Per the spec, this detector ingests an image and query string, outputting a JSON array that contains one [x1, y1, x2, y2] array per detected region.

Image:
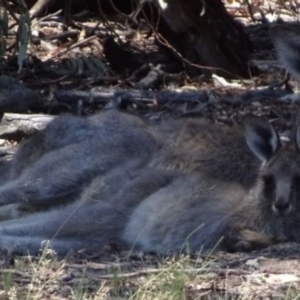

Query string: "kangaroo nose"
[[273, 199, 291, 216]]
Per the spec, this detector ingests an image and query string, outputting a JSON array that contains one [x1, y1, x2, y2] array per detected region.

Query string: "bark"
[[0, 113, 54, 141], [54, 86, 291, 108], [54, 88, 210, 105]]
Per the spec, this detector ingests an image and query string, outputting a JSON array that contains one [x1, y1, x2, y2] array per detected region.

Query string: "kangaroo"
[[0, 115, 297, 255], [150, 117, 260, 189], [270, 23, 300, 104], [124, 117, 300, 253], [270, 23, 300, 83], [0, 109, 261, 223], [0, 110, 160, 219]]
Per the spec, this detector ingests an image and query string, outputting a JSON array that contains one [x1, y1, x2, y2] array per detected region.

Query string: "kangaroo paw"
[[225, 229, 281, 252]]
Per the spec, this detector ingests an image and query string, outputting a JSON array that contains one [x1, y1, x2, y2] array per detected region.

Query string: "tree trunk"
[[153, 0, 253, 78]]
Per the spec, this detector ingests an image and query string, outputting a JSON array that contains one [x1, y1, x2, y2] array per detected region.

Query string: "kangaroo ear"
[[244, 118, 280, 162], [270, 24, 300, 80], [295, 125, 300, 153]]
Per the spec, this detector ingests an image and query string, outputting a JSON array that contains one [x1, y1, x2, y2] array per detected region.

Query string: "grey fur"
[[0, 110, 260, 214], [270, 24, 300, 81], [0, 108, 298, 255], [0, 111, 160, 210], [123, 118, 300, 254]]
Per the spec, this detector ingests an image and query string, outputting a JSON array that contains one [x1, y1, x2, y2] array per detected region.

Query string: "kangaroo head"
[[270, 24, 300, 80], [245, 117, 300, 217]]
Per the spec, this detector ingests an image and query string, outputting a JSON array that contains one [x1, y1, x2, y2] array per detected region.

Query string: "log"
[[54, 88, 210, 105], [54, 87, 292, 108], [0, 87, 292, 142], [0, 113, 54, 141]]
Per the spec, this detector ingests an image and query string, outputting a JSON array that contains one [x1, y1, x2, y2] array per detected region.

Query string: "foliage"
[[0, 0, 31, 72]]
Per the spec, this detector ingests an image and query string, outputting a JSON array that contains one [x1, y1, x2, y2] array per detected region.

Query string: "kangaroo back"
[[0, 110, 160, 216], [6, 109, 260, 214], [10, 110, 157, 178], [152, 118, 260, 188]]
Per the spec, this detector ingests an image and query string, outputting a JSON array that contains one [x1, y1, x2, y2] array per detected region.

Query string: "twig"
[[1, 0, 19, 23], [1, 269, 32, 279], [32, 9, 63, 28], [106, 0, 138, 25], [95, 267, 251, 279], [29, 0, 54, 18], [64, 35, 97, 53], [140, 2, 236, 78]]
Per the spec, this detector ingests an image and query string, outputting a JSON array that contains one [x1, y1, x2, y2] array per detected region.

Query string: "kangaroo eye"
[[262, 174, 276, 201], [293, 175, 300, 186], [262, 175, 275, 187]]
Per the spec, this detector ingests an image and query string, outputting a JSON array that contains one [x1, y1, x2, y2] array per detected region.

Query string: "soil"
[[2, 244, 300, 299]]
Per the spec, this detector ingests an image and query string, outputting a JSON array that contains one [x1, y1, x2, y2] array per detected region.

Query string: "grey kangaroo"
[[0, 109, 260, 222], [0, 108, 297, 254], [0, 111, 160, 218], [270, 23, 300, 83]]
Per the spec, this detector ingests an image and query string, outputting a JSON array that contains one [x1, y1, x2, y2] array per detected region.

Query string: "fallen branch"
[[0, 113, 54, 141], [92, 267, 251, 279], [54, 88, 210, 106], [221, 87, 293, 106], [54, 86, 294, 110], [30, 0, 54, 18]]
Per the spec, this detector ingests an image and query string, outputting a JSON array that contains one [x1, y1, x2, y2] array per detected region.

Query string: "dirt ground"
[[2, 243, 300, 299]]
